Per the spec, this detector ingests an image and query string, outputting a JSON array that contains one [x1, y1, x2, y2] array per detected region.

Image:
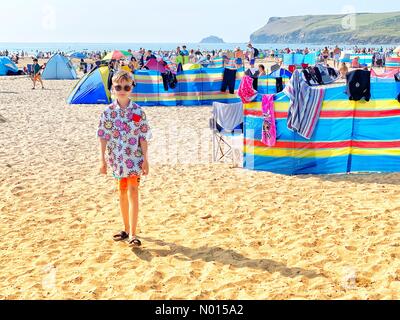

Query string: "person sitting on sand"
[[98, 70, 151, 247], [31, 58, 44, 90], [234, 47, 244, 69], [120, 61, 131, 73], [339, 62, 349, 79], [128, 57, 139, 72], [352, 56, 361, 69], [80, 58, 88, 74], [258, 64, 266, 77]]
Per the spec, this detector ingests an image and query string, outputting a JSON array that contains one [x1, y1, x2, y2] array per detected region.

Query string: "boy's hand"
[[142, 160, 149, 176], [99, 161, 107, 175]]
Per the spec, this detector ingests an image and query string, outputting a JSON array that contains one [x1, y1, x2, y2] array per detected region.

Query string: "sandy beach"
[[1, 62, 400, 300]]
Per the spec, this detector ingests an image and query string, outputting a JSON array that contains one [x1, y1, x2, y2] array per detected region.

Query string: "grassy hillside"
[[250, 12, 400, 44]]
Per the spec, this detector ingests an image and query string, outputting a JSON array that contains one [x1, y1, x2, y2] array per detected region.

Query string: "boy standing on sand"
[[98, 70, 150, 247], [31, 58, 44, 90]]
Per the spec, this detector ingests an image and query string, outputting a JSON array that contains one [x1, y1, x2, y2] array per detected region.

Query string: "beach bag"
[[254, 48, 260, 58]]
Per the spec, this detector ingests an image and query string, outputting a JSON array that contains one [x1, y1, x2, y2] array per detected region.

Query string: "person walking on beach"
[[247, 43, 256, 68], [333, 45, 341, 69], [98, 70, 151, 247], [31, 58, 44, 90], [322, 47, 330, 65]]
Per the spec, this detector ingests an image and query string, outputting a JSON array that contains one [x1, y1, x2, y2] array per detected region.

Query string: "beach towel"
[[370, 69, 399, 79], [283, 70, 325, 140], [261, 94, 276, 147], [238, 75, 258, 103], [212, 102, 243, 132]]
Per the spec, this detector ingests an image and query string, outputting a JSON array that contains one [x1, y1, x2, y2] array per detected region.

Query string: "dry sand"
[[0, 68, 400, 300]]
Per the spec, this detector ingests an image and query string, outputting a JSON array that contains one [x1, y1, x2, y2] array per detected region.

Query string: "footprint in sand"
[[94, 252, 113, 264], [70, 275, 84, 285], [134, 284, 152, 293], [10, 185, 24, 196], [116, 267, 129, 277], [164, 275, 190, 286]]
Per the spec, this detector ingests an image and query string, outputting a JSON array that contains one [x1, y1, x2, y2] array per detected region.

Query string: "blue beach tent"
[[0, 57, 19, 76], [70, 52, 88, 59], [67, 66, 111, 104], [42, 54, 77, 80]]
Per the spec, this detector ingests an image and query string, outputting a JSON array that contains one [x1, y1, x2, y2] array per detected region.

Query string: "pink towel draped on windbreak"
[[261, 94, 276, 147], [238, 75, 258, 103]]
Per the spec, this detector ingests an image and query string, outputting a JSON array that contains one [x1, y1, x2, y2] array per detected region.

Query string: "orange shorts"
[[33, 74, 41, 81], [116, 176, 140, 191]]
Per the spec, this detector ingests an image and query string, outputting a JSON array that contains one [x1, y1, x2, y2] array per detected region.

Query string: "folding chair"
[[270, 63, 280, 73], [27, 64, 33, 74], [210, 102, 244, 166]]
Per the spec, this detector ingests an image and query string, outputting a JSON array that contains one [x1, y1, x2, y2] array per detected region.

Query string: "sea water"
[[0, 42, 396, 54]]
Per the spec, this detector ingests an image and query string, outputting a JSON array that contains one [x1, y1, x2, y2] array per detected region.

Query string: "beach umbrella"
[[119, 50, 133, 57], [143, 58, 167, 73], [103, 50, 131, 61], [70, 52, 87, 59], [182, 63, 202, 71]]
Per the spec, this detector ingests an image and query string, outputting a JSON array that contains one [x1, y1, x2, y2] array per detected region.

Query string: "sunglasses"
[[114, 85, 132, 92]]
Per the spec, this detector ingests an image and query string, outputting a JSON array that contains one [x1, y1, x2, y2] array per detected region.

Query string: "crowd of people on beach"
[[2, 44, 398, 72], [1, 43, 399, 92]]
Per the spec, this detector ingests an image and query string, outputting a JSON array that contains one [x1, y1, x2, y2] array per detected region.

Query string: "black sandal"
[[129, 237, 142, 247], [113, 231, 129, 242]]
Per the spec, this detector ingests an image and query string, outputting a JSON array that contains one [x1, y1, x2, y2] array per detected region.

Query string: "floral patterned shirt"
[[97, 101, 150, 179]]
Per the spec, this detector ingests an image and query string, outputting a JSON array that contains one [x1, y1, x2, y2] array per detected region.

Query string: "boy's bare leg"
[[38, 77, 44, 89], [119, 189, 130, 234], [128, 186, 139, 238]]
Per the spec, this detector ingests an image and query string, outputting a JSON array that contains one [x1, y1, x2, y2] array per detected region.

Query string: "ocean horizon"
[[0, 42, 397, 54]]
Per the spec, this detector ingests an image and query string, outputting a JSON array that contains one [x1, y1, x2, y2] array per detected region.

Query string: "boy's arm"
[[99, 138, 107, 175], [138, 108, 150, 175], [139, 138, 149, 176]]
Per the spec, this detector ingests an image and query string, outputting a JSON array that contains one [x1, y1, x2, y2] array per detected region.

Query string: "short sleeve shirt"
[[33, 64, 41, 75], [97, 101, 151, 179], [249, 48, 255, 59]]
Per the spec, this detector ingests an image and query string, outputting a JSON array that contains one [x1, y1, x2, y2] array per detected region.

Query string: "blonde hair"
[[112, 70, 133, 85]]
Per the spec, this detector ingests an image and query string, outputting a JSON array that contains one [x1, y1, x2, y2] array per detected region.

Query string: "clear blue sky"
[[0, 0, 399, 43]]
